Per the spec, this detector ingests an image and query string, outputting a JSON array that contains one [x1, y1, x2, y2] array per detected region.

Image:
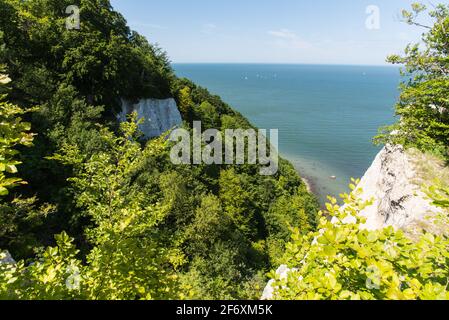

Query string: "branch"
[[402, 19, 432, 29]]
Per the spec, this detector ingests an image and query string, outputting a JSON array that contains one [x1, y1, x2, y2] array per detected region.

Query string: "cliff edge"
[[356, 144, 443, 235], [262, 144, 448, 299]]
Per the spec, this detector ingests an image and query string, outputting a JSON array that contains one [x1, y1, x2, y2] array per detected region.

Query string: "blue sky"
[[110, 0, 430, 65]]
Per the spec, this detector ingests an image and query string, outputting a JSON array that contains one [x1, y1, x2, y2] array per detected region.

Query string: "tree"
[[264, 189, 316, 265], [51, 114, 182, 299], [0, 69, 33, 196], [269, 182, 449, 300], [219, 168, 255, 237], [184, 194, 228, 255], [0, 0, 321, 301], [0, 72, 57, 258], [177, 86, 194, 119], [1, 115, 183, 300], [0, 232, 83, 300], [0, 77, 34, 195], [196, 101, 220, 129], [376, 3, 449, 156]]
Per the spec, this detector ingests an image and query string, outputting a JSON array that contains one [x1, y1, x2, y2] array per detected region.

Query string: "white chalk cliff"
[[118, 98, 182, 139], [355, 144, 441, 231], [262, 144, 444, 300]]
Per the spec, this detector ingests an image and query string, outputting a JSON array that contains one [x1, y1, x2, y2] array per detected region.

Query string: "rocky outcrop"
[[262, 144, 444, 300], [356, 144, 441, 231], [0, 251, 15, 265], [118, 98, 182, 139]]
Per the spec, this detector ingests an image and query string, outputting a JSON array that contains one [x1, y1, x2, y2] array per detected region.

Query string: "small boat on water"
[[330, 176, 337, 180]]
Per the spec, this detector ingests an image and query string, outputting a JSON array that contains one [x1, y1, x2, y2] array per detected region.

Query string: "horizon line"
[[171, 62, 399, 68]]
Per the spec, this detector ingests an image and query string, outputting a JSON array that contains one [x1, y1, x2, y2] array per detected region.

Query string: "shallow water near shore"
[[174, 63, 400, 204]]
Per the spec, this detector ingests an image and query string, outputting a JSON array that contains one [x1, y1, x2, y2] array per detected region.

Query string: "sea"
[[173, 63, 401, 204]]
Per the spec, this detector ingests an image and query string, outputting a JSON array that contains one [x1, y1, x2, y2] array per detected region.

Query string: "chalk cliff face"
[[262, 144, 444, 300], [356, 144, 441, 232], [118, 98, 182, 139]]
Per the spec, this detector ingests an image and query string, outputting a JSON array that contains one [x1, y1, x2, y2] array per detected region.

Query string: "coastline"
[[300, 172, 330, 208], [174, 64, 395, 206], [301, 175, 316, 195]]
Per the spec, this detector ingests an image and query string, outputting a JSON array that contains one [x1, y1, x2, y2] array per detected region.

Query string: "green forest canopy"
[[0, 0, 318, 300], [1, 0, 448, 301]]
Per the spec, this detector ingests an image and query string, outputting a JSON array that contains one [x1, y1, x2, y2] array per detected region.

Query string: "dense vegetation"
[[2, 0, 447, 301], [269, 3, 449, 300], [376, 3, 449, 157], [269, 182, 449, 300], [0, 0, 318, 299]]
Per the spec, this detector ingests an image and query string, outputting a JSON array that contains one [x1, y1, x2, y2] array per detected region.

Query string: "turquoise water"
[[173, 64, 400, 203]]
